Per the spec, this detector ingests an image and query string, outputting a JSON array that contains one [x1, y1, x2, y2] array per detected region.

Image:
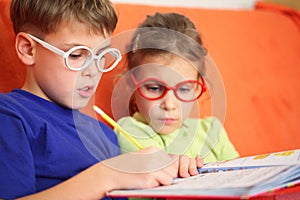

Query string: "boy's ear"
[[15, 32, 36, 65]]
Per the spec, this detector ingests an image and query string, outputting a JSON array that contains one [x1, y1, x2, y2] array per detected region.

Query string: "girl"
[[114, 12, 239, 163]]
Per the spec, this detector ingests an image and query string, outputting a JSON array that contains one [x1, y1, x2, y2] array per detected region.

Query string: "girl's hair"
[[10, 0, 118, 36], [126, 12, 207, 75]]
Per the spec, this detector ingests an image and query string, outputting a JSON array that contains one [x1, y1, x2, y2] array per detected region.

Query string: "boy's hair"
[[126, 12, 207, 73], [10, 0, 118, 36]]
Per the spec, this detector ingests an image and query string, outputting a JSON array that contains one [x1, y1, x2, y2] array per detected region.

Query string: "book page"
[[203, 149, 300, 170], [169, 166, 289, 189], [108, 165, 300, 198], [109, 149, 300, 198]]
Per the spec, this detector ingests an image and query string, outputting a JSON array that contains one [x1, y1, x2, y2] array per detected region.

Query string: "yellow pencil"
[[93, 105, 143, 150]]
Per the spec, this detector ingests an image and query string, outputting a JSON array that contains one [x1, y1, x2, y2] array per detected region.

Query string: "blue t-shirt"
[[0, 89, 123, 199]]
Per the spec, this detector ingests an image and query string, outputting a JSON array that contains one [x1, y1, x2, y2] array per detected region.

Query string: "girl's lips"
[[160, 118, 177, 125], [77, 85, 94, 98]]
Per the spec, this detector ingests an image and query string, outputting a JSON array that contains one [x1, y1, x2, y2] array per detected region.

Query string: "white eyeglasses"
[[27, 33, 122, 72]]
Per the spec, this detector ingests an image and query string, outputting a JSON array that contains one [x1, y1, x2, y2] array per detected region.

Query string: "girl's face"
[[133, 54, 200, 134]]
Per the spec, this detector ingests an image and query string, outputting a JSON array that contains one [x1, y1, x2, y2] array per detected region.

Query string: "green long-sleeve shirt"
[[116, 113, 239, 163]]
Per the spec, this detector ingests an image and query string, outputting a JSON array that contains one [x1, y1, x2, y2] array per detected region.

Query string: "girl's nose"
[[160, 90, 178, 111]]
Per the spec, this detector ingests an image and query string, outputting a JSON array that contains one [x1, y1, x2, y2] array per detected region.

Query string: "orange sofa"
[[1, 0, 300, 157]]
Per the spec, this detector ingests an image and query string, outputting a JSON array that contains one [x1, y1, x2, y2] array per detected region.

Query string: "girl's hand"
[[176, 155, 204, 178]]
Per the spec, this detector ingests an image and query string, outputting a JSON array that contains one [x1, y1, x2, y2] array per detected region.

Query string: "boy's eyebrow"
[[96, 44, 111, 51], [62, 37, 111, 49], [63, 42, 111, 51], [95, 40, 112, 50]]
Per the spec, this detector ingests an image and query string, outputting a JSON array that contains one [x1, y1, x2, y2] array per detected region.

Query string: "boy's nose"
[[160, 90, 177, 110], [82, 61, 99, 77]]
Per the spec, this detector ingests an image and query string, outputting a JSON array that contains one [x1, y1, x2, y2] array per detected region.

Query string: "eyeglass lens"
[[139, 81, 202, 101], [67, 48, 92, 69], [67, 48, 120, 71], [97, 49, 120, 72]]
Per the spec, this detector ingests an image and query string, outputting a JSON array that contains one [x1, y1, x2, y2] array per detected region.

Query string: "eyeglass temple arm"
[[27, 33, 66, 57], [200, 76, 207, 92]]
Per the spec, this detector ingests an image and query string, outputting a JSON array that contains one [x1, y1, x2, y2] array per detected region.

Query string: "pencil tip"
[[93, 105, 103, 114]]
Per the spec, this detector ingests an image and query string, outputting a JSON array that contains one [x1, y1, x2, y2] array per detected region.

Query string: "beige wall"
[[112, 0, 300, 11], [262, 0, 300, 11]]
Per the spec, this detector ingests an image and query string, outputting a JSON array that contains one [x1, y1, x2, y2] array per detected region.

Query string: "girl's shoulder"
[[184, 116, 223, 129]]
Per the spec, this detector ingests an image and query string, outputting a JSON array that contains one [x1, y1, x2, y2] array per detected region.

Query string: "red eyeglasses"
[[131, 73, 206, 102]]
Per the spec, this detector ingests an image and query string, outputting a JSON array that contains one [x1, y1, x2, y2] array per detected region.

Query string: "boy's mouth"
[[77, 85, 94, 98]]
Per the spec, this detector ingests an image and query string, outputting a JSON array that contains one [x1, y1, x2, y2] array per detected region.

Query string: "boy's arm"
[[16, 147, 185, 200], [0, 113, 36, 197]]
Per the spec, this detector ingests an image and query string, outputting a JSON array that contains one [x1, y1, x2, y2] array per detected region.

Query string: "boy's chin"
[[72, 102, 89, 110], [63, 99, 90, 110]]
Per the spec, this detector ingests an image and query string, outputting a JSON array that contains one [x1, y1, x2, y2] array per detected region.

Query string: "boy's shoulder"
[[0, 89, 25, 110], [0, 89, 18, 100], [0, 89, 50, 112]]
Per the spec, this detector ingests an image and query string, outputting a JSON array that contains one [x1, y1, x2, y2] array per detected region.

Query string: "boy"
[[0, 0, 202, 199]]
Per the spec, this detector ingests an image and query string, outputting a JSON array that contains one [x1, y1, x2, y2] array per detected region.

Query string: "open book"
[[108, 149, 300, 199]]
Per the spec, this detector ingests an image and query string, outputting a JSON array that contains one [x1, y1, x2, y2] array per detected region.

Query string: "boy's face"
[[133, 55, 200, 134], [25, 21, 111, 109]]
